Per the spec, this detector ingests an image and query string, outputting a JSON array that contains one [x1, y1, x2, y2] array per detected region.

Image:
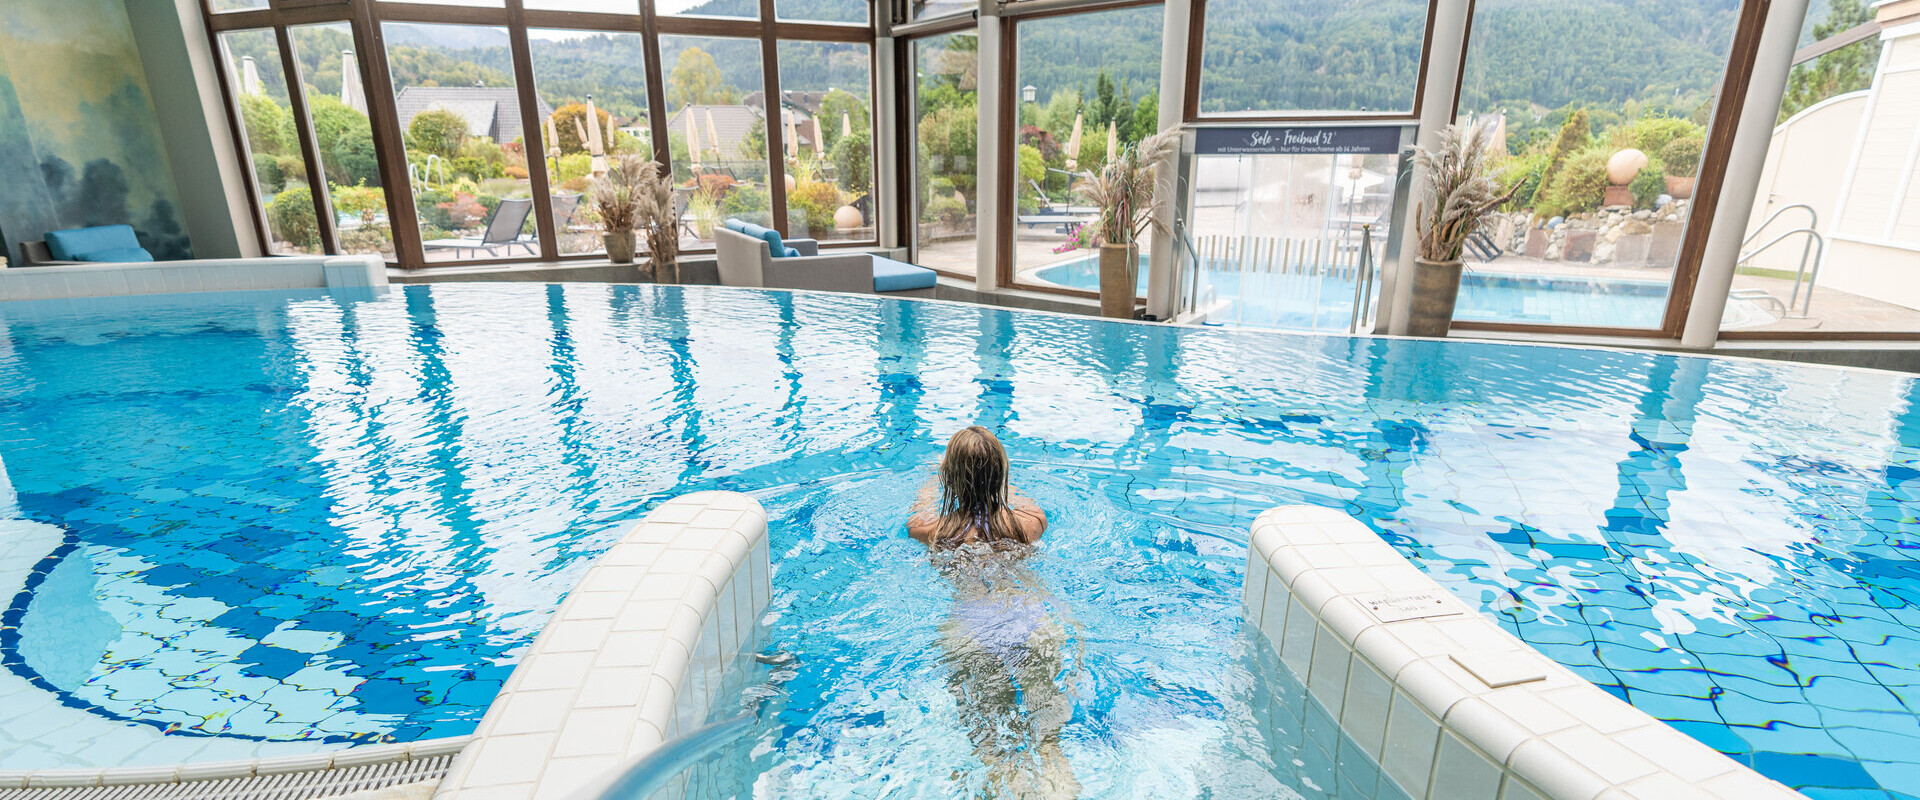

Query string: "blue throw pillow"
[[731, 220, 789, 258], [783, 247, 800, 258], [72, 247, 154, 263], [46, 225, 142, 260]]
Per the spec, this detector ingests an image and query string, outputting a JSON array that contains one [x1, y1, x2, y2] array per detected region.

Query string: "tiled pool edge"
[[0, 256, 387, 302], [432, 491, 770, 800], [1245, 505, 1805, 800]]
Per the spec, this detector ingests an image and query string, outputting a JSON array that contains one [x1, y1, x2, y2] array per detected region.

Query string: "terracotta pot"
[[1664, 175, 1696, 200], [1407, 257, 1463, 337], [1098, 243, 1137, 319], [604, 230, 637, 264]]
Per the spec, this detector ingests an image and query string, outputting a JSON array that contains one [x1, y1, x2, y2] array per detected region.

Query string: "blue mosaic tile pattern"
[[0, 285, 1915, 798]]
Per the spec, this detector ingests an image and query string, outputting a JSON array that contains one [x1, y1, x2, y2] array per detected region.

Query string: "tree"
[[546, 103, 616, 155], [670, 48, 736, 108], [238, 94, 291, 156], [830, 127, 872, 197], [1533, 109, 1591, 211], [332, 126, 381, 187], [408, 109, 469, 158], [817, 89, 870, 149], [1779, 0, 1880, 121]]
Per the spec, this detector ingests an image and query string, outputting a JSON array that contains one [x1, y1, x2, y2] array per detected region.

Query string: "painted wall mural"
[[0, 0, 192, 261]]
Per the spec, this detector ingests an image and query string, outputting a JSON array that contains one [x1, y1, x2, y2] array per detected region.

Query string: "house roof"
[[394, 86, 554, 144], [665, 104, 768, 162]]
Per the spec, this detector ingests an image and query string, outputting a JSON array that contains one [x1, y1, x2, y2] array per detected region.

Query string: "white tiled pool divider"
[[1245, 506, 1805, 800], [433, 491, 771, 800], [0, 256, 387, 302]]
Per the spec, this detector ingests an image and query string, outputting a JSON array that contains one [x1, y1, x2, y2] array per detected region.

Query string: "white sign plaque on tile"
[[1356, 590, 1463, 623]]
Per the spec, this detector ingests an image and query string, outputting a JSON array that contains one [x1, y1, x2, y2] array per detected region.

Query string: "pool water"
[[1030, 258, 1671, 330], [1, 284, 1918, 799]]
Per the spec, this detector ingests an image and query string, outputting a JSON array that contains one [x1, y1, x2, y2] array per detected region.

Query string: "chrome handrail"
[[1738, 227, 1826, 317], [1742, 203, 1816, 249], [1348, 224, 1374, 335]]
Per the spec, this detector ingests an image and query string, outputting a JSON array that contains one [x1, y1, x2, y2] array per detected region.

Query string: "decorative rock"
[[1607, 148, 1648, 184], [1649, 221, 1685, 265], [833, 205, 864, 231], [1547, 216, 1565, 230], [1655, 194, 1674, 208], [1633, 210, 1654, 221], [1523, 228, 1549, 259], [1563, 230, 1597, 262], [1615, 233, 1651, 267]]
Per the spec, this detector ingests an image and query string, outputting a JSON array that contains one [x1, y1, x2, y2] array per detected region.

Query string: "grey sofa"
[[714, 219, 937, 298]]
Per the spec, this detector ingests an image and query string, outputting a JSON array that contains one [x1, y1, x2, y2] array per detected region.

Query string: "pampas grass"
[[592, 154, 678, 278], [1411, 118, 1519, 263], [1074, 127, 1182, 247]]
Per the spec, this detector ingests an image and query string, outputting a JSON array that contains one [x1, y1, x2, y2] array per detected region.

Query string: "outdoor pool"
[[1030, 257, 1674, 330], [0, 283, 1916, 798]]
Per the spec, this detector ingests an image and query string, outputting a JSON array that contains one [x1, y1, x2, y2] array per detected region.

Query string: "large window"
[[912, 32, 978, 275], [529, 29, 655, 257], [203, 0, 876, 268], [218, 30, 320, 255], [1197, 0, 1427, 117], [291, 24, 393, 259], [661, 35, 769, 248], [1726, 0, 1920, 337], [777, 40, 873, 243], [383, 23, 542, 263], [1453, 0, 1739, 330], [1012, 5, 1164, 294]]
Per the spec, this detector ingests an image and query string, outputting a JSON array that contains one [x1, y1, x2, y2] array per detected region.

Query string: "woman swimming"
[[910, 427, 1080, 799]]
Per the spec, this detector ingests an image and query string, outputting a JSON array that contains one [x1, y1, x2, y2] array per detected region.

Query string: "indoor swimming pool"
[[0, 283, 1916, 798]]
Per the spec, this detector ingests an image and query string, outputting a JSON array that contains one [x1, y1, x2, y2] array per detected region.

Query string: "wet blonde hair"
[[930, 426, 1021, 547]]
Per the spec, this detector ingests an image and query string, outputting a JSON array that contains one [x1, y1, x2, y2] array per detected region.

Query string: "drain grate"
[[0, 755, 453, 800]]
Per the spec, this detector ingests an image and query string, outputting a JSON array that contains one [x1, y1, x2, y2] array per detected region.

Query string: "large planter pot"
[[1098, 243, 1137, 319], [1664, 175, 1696, 200], [604, 230, 637, 264], [1407, 257, 1464, 337]]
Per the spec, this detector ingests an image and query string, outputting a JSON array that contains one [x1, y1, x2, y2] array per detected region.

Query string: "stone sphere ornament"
[[1607, 149, 1649, 185], [834, 205, 864, 231]]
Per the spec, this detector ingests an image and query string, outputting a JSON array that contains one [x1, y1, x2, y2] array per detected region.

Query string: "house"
[[394, 85, 554, 144]]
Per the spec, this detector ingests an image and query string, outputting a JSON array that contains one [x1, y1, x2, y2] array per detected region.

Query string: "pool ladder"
[[1735, 203, 1824, 318]]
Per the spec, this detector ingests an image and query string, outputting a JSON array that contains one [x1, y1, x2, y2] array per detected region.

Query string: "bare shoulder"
[[907, 510, 936, 543], [1011, 496, 1048, 543]]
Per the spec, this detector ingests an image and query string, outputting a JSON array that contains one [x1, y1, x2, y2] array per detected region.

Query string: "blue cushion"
[[728, 220, 788, 259], [783, 247, 800, 258], [72, 247, 154, 263], [871, 256, 937, 292], [46, 225, 142, 260]]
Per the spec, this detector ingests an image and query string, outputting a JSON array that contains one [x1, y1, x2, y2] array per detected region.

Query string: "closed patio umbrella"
[[585, 95, 607, 176], [811, 115, 825, 158], [704, 109, 722, 162], [341, 52, 367, 114], [1065, 114, 1083, 171], [686, 113, 702, 167], [240, 56, 262, 97], [842, 112, 851, 140]]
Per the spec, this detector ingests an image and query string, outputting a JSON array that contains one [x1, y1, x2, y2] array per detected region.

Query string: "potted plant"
[[1407, 118, 1519, 337], [590, 154, 642, 264], [1660, 135, 1703, 200], [592, 155, 679, 282], [1073, 127, 1182, 319]]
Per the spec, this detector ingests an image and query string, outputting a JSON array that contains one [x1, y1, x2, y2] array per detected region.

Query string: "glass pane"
[[291, 24, 394, 260], [1012, 5, 1162, 293], [656, 0, 755, 20], [912, 32, 976, 275], [379, 0, 504, 8], [383, 23, 543, 262], [525, 0, 636, 11], [210, 0, 267, 13], [777, 41, 872, 243], [911, 0, 971, 22], [530, 29, 655, 257], [776, 0, 866, 24], [660, 35, 768, 248], [219, 30, 321, 255], [1198, 0, 1425, 116], [1729, 1, 1920, 335], [1454, 0, 1739, 329]]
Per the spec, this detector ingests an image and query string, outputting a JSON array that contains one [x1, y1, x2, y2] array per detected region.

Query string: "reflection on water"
[[0, 285, 1915, 798]]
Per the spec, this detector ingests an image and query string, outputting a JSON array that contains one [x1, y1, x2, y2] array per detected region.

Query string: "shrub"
[[1536, 148, 1608, 217], [238, 94, 290, 156], [555, 153, 592, 184], [331, 182, 386, 223], [1629, 157, 1666, 209], [331, 126, 381, 187], [408, 109, 469, 158], [924, 194, 967, 226], [546, 104, 615, 155], [721, 184, 770, 219], [505, 165, 530, 180], [829, 127, 873, 198], [1660, 135, 1705, 178], [788, 180, 845, 237], [252, 154, 285, 193], [267, 187, 320, 250], [1493, 151, 1547, 212], [1628, 116, 1703, 158], [1534, 110, 1591, 212], [277, 155, 307, 184]]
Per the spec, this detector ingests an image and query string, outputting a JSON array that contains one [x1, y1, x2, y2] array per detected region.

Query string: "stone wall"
[[1491, 201, 1690, 269]]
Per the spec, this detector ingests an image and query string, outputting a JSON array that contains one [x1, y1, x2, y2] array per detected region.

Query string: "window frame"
[[200, 0, 880, 269]]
